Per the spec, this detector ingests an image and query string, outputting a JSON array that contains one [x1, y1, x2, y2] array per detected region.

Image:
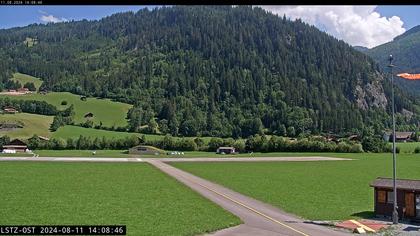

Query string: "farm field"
[[0, 162, 240, 235], [0, 91, 132, 128], [0, 113, 53, 139], [172, 153, 420, 221], [11, 73, 43, 91]]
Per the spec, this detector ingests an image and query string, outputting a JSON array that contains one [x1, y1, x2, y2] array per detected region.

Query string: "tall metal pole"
[[388, 54, 398, 224]]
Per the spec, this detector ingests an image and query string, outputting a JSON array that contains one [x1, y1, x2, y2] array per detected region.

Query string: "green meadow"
[[396, 142, 420, 153], [11, 73, 43, 91], [52, 125, 141, 140], [52, 125, 214, 143], [0, 162, 240, 235], [1, 91, 132, 128], [173, 153, 420, 221], [0, 113, 53, 139]]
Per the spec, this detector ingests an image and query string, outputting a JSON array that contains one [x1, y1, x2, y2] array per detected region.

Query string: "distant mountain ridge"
[[365, 25, 420, 96], [353, 46, 369, 52], [0, 6, 418, 137]]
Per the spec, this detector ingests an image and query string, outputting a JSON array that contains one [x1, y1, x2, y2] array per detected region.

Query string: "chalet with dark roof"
[[389, 132, 414, 142], [1, 139, 28, 153]]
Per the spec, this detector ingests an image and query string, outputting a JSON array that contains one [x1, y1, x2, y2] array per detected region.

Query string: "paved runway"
[[146, 159, 351, 236]]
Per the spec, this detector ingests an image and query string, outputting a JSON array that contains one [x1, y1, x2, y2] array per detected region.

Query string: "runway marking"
[[349, 220, 375, 232], [170, 164, 310, 236]]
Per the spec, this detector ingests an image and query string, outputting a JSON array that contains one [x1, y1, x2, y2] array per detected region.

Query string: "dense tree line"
[[1, 133, 398, 154], [0, 6, 419, 138], [49, 105, 75, 131], [0, 97, 58, 115], [26, 134, 139, 150]]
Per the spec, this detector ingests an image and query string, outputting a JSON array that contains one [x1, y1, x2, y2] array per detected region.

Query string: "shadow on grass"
[[351, 211, 375, 219]]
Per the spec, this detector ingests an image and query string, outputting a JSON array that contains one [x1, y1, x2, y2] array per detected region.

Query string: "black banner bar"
[[0, 226, 126, 235]]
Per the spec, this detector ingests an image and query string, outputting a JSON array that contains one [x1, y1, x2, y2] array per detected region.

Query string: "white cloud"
[[39, 11, 68, 23], [259, 6, 406, 48]]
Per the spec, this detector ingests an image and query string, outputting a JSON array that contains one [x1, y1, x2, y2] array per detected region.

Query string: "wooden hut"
[[370, 177, 420, 221], [84, 112, 94, 119]]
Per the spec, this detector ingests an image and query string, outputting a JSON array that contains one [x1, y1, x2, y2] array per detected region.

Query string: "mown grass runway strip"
[[0, 162, 240, 235]]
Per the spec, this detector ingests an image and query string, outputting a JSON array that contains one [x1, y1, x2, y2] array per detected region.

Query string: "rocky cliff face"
[[354, 72, 388, 110]]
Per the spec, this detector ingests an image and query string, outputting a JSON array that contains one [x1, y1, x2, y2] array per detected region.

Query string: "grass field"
[[1, 91, 132, 128], [172, 153, 420, 221], [52, 125, 214, 143], [11, 73, 43, 91], [34, 150, 130, 157], [0, 162, 240, 235], [0, 113, 53, 139], [52, 125, 141, 140], [395, 142, 420, 153], [52, 125, 168, 141]]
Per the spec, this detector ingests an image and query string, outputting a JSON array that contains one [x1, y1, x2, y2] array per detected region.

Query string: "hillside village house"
[[370, 177, 420, 221], [2, 139, 29, 153], [84, 112, 94, 119], [2, 106, 18, 114], [17, 87, 29, 93], [384, 131, 414, 142]]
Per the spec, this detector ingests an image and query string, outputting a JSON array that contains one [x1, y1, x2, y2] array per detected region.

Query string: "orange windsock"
[[397, 73, 420, 80]]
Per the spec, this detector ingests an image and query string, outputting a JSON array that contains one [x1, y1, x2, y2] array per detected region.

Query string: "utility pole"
[[388, 54, 398, 224]]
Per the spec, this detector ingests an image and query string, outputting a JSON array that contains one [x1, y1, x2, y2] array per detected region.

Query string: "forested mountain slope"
[[367, 25, 420, 96], [0, 6, 418, 137]]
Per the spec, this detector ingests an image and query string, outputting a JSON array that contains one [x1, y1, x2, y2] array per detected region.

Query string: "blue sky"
[[0, 6, 419, 48], [376, 6, 420, 30]]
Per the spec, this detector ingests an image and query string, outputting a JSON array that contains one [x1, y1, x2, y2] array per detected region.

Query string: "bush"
[[362, 136, 387, 153], [0, 135, 11, 147], [414, 146, 420, 153], [50, 138, 67, 150], [233, 139, 246, 153], [384, 144, 400, 153], [82, 119, 94, 128], [350, 143, 364, 153], [23, 82, 36, 91], [61, 100, 68, 105], [178, 138, 198, 151], [208, 137, 224, 151]]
